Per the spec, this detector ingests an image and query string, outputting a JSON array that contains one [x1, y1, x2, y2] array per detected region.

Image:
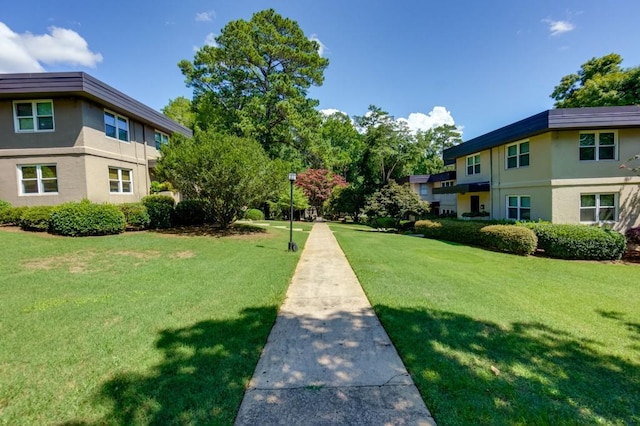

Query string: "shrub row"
[[50, 200, 126, 236], [519, 222, 626, 260], [415, 219, 537, 256]]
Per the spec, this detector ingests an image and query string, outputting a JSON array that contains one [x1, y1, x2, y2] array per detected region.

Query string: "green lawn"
[[330, 223, 640, 425], [0, 222, 310, 425]]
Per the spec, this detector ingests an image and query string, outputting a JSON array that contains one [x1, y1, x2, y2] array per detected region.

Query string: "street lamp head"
[[288, 172, 297, 182]]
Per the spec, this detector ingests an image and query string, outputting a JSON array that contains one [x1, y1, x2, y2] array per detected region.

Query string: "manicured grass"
[[330, 223, 640, 425], [0, 222, 311, 425]]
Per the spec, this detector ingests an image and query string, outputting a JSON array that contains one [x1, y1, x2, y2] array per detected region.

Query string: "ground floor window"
[[507, 196, 530, 220], [109, 167, 133, 193], [18, 164, 58, 195], [580, 193, 617, 222]]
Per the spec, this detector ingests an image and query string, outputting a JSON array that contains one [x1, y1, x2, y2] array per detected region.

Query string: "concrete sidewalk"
[[235, 223, 436, 425]]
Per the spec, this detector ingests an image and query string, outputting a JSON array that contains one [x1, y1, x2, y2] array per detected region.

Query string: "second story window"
[[579, 131, 616, 161], [506, 141, 529, 169], [441, 180, 455, 188], [154, 131, 169, 149], [14, 100, 54, 132], [104, 110, 129, 142], [466, 154, 480, 175], [419, 183, 428, 196]]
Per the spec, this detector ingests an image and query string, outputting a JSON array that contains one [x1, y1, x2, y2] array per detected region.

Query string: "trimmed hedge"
[[520, 222, 626, 260], [0, 206, 28, 225], [50, 200, 126, 236], [118, 203, 151, 230], [0, 200, 10, 210], [19, 206, 55, 232], [370, 216, 396, 229], [142, 195, 175, 229], [480, 225, 537, 256], [244, 208, 265, 221], [174, 199, 209, 225]]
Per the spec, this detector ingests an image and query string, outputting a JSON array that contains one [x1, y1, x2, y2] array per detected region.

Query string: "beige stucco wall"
[[455, 149, 491, 185], [408, 181, 457, 214], [456, 192, 491, 217]]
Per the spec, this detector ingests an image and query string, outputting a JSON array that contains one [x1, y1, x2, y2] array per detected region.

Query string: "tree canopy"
[[178, 9, 329, 160], [162, 96, 196, 130], [550, 53, 640, 108]]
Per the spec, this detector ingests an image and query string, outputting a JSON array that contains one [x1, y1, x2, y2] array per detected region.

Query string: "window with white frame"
[[506, 141, 530, 169], [154, 131, 169, 149], [109, 167, 133, 193], [419, 183, 428, 196], [18, 164, 58, 195], [13, 100, 54, 132], [104, 110, 129, 142], [466, 154, 480, 175], [580, 193, 617, 222], [507, 196, 530, 220], [579, 131, 616, 161], [441, 180, 455, 188]]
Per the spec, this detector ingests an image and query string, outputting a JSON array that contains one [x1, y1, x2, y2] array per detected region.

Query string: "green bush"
[[142, 195, 175, 229], [0, 200, 11, 210], [19, 206, 55, 232], [521, 222, 626, 260], [243, 208, 265, 221], [50, 200, 126, 237], [370, 217, 396, 229], [174, 199, 209, 225], [480, 225, 538, 256], [0, 206, 28, 225], [118, 203, 151, 230], [415, 219, 444, 238], [417, 219, 488, 246]]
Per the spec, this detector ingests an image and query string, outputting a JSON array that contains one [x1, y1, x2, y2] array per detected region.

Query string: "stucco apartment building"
[[400, 171, 457, 216], [436, 106, 640, 232], [0, 72, 192, 207]]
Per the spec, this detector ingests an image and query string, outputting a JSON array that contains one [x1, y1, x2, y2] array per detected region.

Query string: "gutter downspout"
[[490, 147, 494, 219], [143, 125, 149, 198]]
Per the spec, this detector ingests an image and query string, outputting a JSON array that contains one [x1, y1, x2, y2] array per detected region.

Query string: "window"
[[104, 111, 129, 142], [13, 100, 54, 132], [109, 167, 132, 193], [419, 183, 428, 196], [18, 164, 58, 195], [580, 193, 617, 222], [466, 154, 480, 175], [579, 131, 616, 161], [507, 196, 530, 221], [441, 180, 455, 188], [506, 141, 530, 169], [154, 131, 169, 150]]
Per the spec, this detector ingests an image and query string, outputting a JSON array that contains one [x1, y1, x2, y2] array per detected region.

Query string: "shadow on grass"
[[375, 305, 640, 425], [152, 223, 268, 238], [67, 306, 277, 425]]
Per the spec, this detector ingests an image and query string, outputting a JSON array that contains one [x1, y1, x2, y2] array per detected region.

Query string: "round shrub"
[[0, 206, 28, 225], [174, 199, 209, 225], [521, 222, 626, 260], [415, 219, 444, 239], [118, 203, 151, 230], [370, 216, 396, 229], [19, 206, 55, 232], [50, 200, 126, 236], [0, 200, 11, 210], [244, 208, 265, 221], [480, 225, 537, 256], [142, 195, 175, 229]]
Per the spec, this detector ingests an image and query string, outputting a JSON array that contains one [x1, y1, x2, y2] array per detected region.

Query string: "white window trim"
[[104, 110, 130, 142], [579, 130, 618, 161], [13, 100, 55, 133], [109, 167, 133, 194], [154, 130, 170, 150], [506, 140, 530, 169], [506, 195, 531, 221], [17, 164, 58, 196], [466, 154, 481, 176], [579, 193, 618, 223]]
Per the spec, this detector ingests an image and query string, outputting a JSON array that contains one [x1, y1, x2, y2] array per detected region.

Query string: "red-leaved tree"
[[295, 169, 347, 215]]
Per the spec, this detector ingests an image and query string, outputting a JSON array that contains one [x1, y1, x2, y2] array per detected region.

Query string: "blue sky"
[[2, 1, 640, 139]]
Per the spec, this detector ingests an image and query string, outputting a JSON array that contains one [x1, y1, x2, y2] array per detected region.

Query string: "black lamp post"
[[288, 172, 297, 251]]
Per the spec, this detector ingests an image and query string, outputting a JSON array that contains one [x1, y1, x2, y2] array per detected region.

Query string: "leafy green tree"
[[551, 53, 640, 108], [312, 111, 364, 178], [324, 184, 364, 222], [156, 130, 279, 228], [411, 124, 462, 175], [363, 180, 430, 227], [267, 186, 310, 219], [178, 9, 329, 159], [162, 96, 196, 130]]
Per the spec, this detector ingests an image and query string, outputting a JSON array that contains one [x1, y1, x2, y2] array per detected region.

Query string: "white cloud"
[[195, 11, 215, 22], [397, 106, 457, 134], [204, 33, 217, 47], [320, 108, 347, 117], [0, 22, 102, 73], [309, 34, 327, 56], [542, 19, 575, 36]]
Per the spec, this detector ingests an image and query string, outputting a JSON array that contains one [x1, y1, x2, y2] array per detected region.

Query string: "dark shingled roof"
[[443, 105, 640, 165], [0, 72, 192, 138]]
